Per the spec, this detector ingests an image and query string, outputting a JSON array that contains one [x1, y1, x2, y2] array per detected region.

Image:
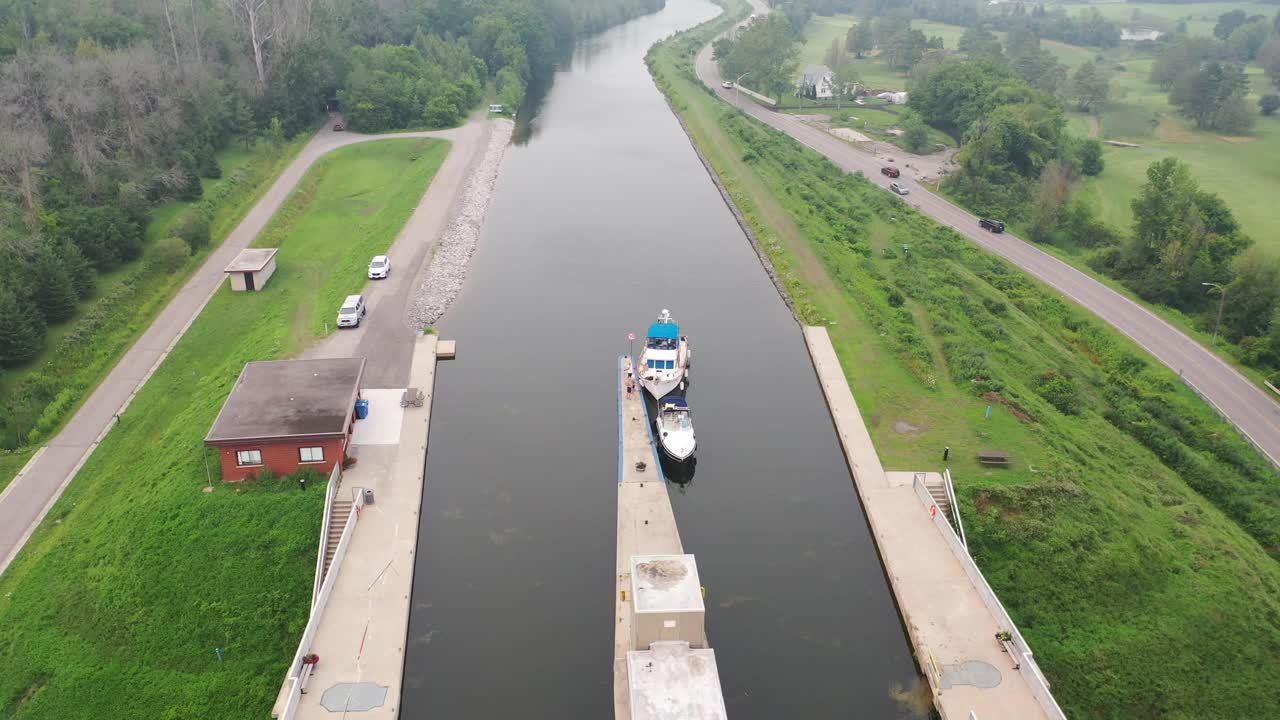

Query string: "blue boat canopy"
[[661, 397, 689, 410], [647, 323, 679, 340]]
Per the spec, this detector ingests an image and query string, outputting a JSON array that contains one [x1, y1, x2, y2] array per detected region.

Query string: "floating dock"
[[803, 326, 1063, 720], [614, 356, 727, 720]]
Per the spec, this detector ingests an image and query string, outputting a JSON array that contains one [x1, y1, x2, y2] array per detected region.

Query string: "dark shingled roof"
[[205, 358, 365, 445]]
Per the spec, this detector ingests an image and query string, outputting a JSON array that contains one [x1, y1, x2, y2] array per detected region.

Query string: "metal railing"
[[943, 468, 966, 550], [310, 463, 343, 608]]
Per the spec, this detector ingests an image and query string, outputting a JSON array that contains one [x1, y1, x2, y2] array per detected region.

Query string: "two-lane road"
[[693, 4, 1280, 468]]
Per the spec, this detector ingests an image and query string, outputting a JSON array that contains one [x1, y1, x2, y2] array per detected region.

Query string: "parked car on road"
[[368, 255, 391, 279], [722, 80, 733, 89], [336, 294, 366, 328], [880, 166, 900, 178], [890, 182, 909, 196], [979, 218, 1005, 233], [333, 122, 345, 131]]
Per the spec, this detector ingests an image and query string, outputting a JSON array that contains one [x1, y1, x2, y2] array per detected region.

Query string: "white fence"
[[911, 474, 1067, 720], [275, 484, 366, 719]]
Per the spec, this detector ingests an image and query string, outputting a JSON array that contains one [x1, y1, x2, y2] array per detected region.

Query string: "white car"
[[368, 255, 390, 279], [890, 182, 910, 196], [722, 81, 732, 89], [336, 294, 366, 328]]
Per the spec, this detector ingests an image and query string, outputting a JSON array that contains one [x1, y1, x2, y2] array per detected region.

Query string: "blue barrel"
[[354, 398, 369, 419]]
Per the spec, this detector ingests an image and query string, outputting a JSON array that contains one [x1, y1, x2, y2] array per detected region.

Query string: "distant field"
[[1075, 52, 1280, 250], [1047, 1, 1276, 38]]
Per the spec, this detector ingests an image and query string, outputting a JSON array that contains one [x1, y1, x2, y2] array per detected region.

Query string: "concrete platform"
[[615, 356, 685, 719], [350, 389, 406, 446], [292, 335, 439, 719], [803, 327, 1055, 720]]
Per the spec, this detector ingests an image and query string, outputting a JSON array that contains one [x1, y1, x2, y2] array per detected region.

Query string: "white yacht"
[[637, 309, 690, 400], [656, 396, 696, 462]]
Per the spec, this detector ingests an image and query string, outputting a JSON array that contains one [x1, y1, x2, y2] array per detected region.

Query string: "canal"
[[401, 0, 921, 717]]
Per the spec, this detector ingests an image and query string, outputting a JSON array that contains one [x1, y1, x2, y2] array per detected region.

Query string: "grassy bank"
[[651, 6, 1280, 717], [0, 135, 310, 495], [0, 138, 449, 718]]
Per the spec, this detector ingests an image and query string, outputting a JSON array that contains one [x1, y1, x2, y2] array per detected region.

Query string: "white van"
[[336, 294, 366, 328]]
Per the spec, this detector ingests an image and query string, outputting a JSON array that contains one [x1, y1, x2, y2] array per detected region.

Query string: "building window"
[[299, 446, 325, 463], [236, 449, 262, 466]]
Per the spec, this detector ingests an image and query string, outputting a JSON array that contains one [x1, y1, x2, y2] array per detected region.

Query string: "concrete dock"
[[275, 335, 439, 719], [614, 356, 726, 720], [803, 326, 1060, 720]]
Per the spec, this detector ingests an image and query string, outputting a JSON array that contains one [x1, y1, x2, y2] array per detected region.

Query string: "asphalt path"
[[0, 117, 492, 576], [694, 1, 1280, 469]]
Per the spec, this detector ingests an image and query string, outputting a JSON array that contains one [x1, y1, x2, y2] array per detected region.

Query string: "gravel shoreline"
[[408, 118, 515, 327]]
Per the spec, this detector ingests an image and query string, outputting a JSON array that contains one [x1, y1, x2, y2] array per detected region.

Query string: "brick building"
[[205, 357, 365, 481]]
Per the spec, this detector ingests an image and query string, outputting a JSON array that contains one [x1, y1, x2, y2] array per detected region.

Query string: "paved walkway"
[[0, 118, 490, 577], [614, 356, 686, 719], [695, 0, 1280, 468], [292, 335, 438, 719], [804, 326, 1051, 720]]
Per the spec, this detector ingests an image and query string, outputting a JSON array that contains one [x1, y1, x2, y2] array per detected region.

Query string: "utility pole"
[[1202, 282, 1227, 345]]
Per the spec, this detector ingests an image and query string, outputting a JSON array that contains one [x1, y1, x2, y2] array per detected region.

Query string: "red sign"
[[627, 332, 636, 341]]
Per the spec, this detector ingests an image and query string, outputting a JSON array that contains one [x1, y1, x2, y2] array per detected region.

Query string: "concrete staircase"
[[322, 499, 353, 582], [924, 476, 951, 520]]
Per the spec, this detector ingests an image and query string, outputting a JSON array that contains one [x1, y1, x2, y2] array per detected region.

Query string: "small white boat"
[[656, 396, 696, 462], [638, 309, 690, 400]]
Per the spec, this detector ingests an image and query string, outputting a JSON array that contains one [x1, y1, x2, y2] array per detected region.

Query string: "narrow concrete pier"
[[274, 335, 441, 719], [614, 356, 727, 720], [803, 326, 1062, 720]]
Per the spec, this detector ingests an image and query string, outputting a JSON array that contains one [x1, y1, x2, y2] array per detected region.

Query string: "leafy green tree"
[[153, 237, 190, 274], [873, 11, 911, 48], [1221, 250, 1280, 341], [1261, 36, 1280, 89], [1260, 94, 1280, 116], [823, 38, 847, 73], [884, 28, 928, 72], [51, 205, 142, 270], [1077, 139, 1104, 176], [1214, 10, 1250, 40], [1123, 158, 1251, 310], [1170, 61, 1250, 129], [715, 13, 798, 101], [58, 241, 95, 300], [899, 110, 931, 153], [1212, 92, 1254, 134], [424, 94, 460, 127], [909, 59, 1044, 136], [1150, 36, 1219, 90], [1006, 18, 1041, 59], [0, 289, 46, 368], [1226, 20, 1270, 61], [1070, 61, 1110, 114], [846, 19, 873, 58], [958, 24, 1002, 60], [177, 209, 211, 251]]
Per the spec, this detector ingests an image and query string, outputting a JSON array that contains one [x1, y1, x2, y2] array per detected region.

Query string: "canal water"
[[401, 0, 921, 717]]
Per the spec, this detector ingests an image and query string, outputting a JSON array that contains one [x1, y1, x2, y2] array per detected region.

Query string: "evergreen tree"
[[0, 290, 46, 368], [31, 246, 79, 323]]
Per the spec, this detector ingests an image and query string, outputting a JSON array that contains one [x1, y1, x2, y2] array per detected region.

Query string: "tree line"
[[0, 0, 665, 449]]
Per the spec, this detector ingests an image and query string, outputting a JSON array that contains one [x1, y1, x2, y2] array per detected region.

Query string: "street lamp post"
[[734, 72, 750, 109], [1202, 282, 1227, 345]]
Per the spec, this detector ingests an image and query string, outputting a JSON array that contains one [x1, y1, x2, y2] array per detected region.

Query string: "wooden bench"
[[401, 387, 424, 408], [977, 451, 1012, 466]]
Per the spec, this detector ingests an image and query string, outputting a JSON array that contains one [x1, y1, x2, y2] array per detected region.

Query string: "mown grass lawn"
[[0, 136, 310, 493], [0, 138, 449, 718], [652, 8, 1280, 716]]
